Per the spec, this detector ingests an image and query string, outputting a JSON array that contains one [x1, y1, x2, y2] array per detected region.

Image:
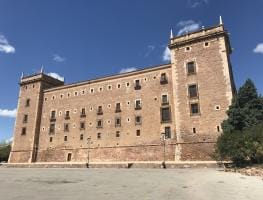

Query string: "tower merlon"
[[20, 73, 64, 87]]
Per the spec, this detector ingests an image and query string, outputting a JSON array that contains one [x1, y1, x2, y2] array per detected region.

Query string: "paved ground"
[[0, 168, 262, 200]]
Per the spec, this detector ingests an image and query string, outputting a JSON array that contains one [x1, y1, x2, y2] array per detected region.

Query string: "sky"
[[0, 0, 263, 142]]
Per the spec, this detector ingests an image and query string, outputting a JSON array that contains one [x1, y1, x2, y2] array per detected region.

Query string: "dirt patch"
[[224, 165, 263, 177]]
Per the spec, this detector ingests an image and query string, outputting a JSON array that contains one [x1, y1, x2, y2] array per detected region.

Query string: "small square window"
[[64, 136, 68, 142], [161, 107, 171, 123], [90, 88, 94, 93], [97, 119, 103, 128], [185, 46, 191, 51], [74, 91, 78, 96], [117, 83, 121, 89], [204, 42, 209, 47], [126, 82, 130, 87], [97, 133, 102, 139], [108, 85, 112, 90]]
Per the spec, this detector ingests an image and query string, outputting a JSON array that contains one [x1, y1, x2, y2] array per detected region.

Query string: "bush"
[[0, 144, 11, 162]]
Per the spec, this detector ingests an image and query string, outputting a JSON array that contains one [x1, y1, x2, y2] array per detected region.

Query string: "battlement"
[[20, 73, 64, 87]]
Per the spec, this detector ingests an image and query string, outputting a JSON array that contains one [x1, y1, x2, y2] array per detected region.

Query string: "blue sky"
[[0, 0, 263, 142]]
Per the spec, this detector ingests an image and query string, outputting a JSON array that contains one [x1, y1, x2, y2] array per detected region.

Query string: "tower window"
[[135, 100, 142, 110], [116, 131, 120, 138], [188, 84, 198, 98], [97, 133, 102, 139], [80, 108, 86, 117], [193, 127, 196, 134], [204, 42, 209, 47], [217, 126, 220, 132], [115, 117, 121, 127], [160, 73, 168, 84], [64, 136, 68, 142], [162, 94, 169, 105], [115, 103, 121, 113], [136, 130, 141, 137], [49, 124, 55, 134], [190, 103, 200, 115], [97, 119, 103, 128], [165, 127, 171, 139], [25, 99, 30, 107], [23, 114, 28, 123], [97, 106, 103, 115], [80, 134, 84, 140], [135, 115, 142, 125], [161, 107, 171, 123], [49, 137, 53, 142], [64, 123, 69, 132], [134, 80, 141, 90], [117, 83, 121, 89], [187, 61, 196, 75], [185, 46, 191, 51], [67, 153, 71, 161], [80, 122, 85, 130], [21, 127, 27, 135], [65, 111, 70, 120]]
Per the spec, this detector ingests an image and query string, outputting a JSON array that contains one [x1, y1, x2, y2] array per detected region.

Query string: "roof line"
[[44, 63, 171, 92]]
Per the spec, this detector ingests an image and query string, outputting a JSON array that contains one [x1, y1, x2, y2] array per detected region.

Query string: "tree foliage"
[[0, 143, 11, 162], [215, 79, 263, 166]]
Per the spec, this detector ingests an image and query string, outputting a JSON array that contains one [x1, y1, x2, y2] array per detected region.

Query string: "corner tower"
[[9, 72, 64, 163], [169, 21, 235, 160]]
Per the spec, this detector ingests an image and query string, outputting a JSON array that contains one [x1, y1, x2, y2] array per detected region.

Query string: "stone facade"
[[9, 23, 235, 163]]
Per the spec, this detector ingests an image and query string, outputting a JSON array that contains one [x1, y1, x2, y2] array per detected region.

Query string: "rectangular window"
[[161, 107, 171, 122], [134, 80, 141, 90], [97, 133, 102, 139], [49, 124, 55, 134], [136, 129, 141, 137], [64, 135, 68, 142], [135, 100, 141, 110], [115, 103, 121, 113], [64, 123, 69, 132], [80, 134, 84, 140], [50, 110, 56, 121], [23, 114, 28, 123], [97, 119, 103, 128], [160, 73, 168, 84], [97, 106, 103, 115], [25, 99, 30, 107], [67, 153, 71, 161], [190, 103, 200, 115], [165, 127, 171, 139], [162, 94, 169, 105], [21, 127, 26, 135], [115, 117, 121, 127], [80, 122, 85, 130], [135, 115, 142, 125], [188, 84, 198, 98], [116, 131, 120, 138], [65, 111, 70, 120], [80, 108, 86, 117], [187, 61, 196, 75], [49, 137, 53, 142]]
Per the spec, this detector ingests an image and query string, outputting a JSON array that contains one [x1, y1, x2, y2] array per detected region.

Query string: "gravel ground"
[[0, 168, 262, 200]]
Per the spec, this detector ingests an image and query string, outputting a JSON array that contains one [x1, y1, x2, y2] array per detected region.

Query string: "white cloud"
[[188, 0, 209, 8], [253, 43, 263, 54], [4, 137, 13, 144], [47, 72, 64, 82], [0, 108, 17, 118], [53, 54, 65, 62], [119, 67, 137, 74], [0, 34, 15, 54], [144, 45, 155, 57], [177, 20, 201, 36], [162, 47, 171, 62]]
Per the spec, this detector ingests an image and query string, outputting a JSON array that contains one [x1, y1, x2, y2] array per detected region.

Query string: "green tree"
[[0, 143, 11, 162], [215, 79, 263, 166]]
